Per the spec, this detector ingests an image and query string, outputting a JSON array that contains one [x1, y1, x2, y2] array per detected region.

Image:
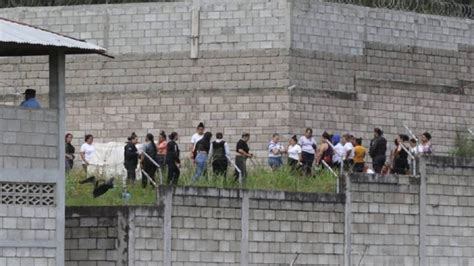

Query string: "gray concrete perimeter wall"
[[63, 156, 474, 266], [0, 0, 473, 157]]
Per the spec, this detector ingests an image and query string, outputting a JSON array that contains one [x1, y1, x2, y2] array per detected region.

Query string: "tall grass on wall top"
[[450, 131, 474, 158], [66, 164, 337, 206]]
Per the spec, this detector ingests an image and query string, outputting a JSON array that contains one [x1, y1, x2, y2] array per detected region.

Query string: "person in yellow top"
[[353, 138, 366, 173]]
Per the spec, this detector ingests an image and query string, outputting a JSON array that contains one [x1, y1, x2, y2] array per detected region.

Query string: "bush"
[[450, 131, 474, 158]]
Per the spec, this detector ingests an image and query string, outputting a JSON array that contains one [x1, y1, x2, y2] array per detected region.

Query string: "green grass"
[[450, 131, 474, 158], [66, 160, 338, 206]]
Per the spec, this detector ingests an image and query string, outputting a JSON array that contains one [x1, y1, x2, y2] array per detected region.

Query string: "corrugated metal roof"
[[0, 17, 108, 56]]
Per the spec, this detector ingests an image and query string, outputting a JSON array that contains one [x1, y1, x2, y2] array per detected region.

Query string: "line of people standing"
[[66, 124, 434, 188]]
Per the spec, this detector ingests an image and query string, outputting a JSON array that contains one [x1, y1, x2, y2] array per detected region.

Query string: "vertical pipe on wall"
[[190, 4, 200, 59]]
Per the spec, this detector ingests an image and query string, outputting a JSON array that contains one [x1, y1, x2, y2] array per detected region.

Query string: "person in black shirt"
[[124, 132, 139, 184], [210, 132, 230, 179], [234, 133, 253, 182], [65, 133, 75, 172], [369, 128, 387, 174], [192, 132, 213, 182], [393, 134, 410, 175], [166, 132, 181, 185], [141, 133, 158, 188]]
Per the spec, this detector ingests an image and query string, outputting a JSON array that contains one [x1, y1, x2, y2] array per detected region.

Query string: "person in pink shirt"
[[157, 131, 167, 170]]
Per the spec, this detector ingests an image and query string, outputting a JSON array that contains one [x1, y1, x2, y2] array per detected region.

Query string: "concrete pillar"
[[240, 191, 249, 266], [163, 187, 173, 266], [419, 157, 427, 266], [344, 173, 352, 266], [49, 50, 66, 266]]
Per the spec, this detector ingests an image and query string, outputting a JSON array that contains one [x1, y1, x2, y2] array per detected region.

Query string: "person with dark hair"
[[287, 135, 302, 172], [342, 134, 355, 170], [20, 89, 41, 109], [234, 133, 253, 182], [124, 133, 139, 184], [332, 134, 344, 168], [65, 133, 75, 172], [192, 132, 213, 182], [393, 134, 410, 175], [141, 133, 158, 188], [268, 133, 284, 170], [409, 138, 417, 155], [316, 132, 333, 167], [299, 128, 317, 176], [157, 131, 167, 170], [80, 134, 95, 174], [190, 122, 205, 160], [417, 132, 433, 154], [209, 132, 230, 178], [353, 138, 366, 173], [369, 128, 387, 174], [166, 132, 180, 185]]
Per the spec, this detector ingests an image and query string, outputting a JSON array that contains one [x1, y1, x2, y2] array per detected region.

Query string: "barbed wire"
[[0, 0, 178, 8], [325, 0, 473, 18]]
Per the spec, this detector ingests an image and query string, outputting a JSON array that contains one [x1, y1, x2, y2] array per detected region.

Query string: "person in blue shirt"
[[20, 89, 41, 109]]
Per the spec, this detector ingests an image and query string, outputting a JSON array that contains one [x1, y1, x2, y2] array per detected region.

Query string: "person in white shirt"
[[299, 128, 317, 176], [416, 132, 433, 155], [190, 122, 205, 161], [342, 134, 354, 170], [331, 134, 344, 168], [268, 133, 285, 170], [80, 134, 95, 174], [287, 135, 302, 172]]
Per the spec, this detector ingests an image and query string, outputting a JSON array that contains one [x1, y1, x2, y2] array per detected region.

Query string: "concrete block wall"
[[424, 156, 474, 266], [65, 207, 120, 266], [0, 247, 56, 266], [171, 190, 242, 265], [0, 106, 59, 169], [350, 174, 420, 265], [0, 0, 473, 160], [64, 87, 291, 158], [248, 195, 344, 264], [292, 0, 474, 55]]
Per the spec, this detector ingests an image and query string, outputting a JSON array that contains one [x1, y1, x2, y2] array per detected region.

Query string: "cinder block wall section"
[[350, 174, 420, 265], [63, 156, 474, 266], [0, 107, 58, 169], [0, 0, 473, 158], [0, 106, 60, 265], [424, 157, 474, 266]]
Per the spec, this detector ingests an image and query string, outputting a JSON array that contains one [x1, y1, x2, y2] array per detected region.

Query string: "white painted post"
[[49, 50, 65, 266], [190, 5, 200, 59]]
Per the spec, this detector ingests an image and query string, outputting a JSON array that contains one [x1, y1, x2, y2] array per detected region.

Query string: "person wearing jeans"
[[268, 133, 284, 170], [192, 132, 213, 182], [299, 128, 317, 176]]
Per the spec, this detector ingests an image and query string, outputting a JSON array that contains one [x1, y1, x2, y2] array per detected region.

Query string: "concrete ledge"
[[350, 173, 399, 184], [160, 185, 344, 203], [66, 206, 164, 217], [424, 155, 474, 168]]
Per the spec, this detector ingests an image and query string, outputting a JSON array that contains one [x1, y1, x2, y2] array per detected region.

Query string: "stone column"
[[49, 50, 66, 266]]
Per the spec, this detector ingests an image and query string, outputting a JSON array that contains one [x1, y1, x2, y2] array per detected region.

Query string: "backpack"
[[212, 141, 226, 161]]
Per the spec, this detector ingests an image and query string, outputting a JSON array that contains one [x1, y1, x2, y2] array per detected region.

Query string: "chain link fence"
[[325, 0, 473, 18]]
